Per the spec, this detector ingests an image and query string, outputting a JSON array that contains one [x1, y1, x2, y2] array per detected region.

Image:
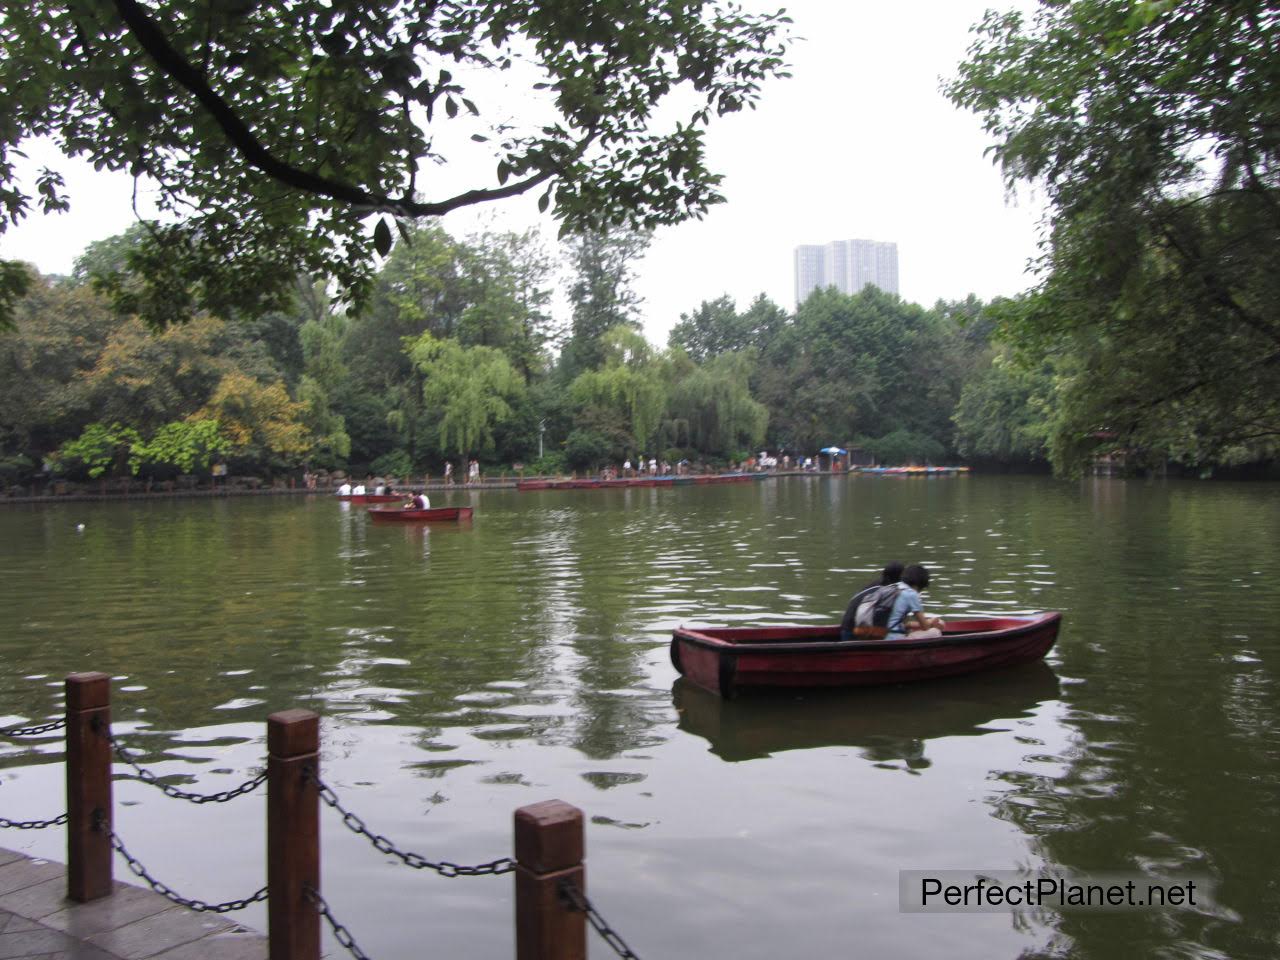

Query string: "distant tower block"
[[794, 238, 899, 304]]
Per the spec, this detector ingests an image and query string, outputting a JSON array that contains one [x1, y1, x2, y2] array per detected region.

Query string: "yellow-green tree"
[[409, 333, 525, 456], [196, 372, 313, 468]]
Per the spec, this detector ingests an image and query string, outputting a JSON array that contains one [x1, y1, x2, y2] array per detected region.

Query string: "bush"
[[525, 452, 567, 476]]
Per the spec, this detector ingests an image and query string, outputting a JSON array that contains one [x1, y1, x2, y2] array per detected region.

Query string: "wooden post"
[[267, 710, 320, 960], [514, 800, 586, 960], [66, 671, 113, 902]]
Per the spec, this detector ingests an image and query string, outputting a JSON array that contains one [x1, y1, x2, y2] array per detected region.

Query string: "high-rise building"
[[794, 238, 899, 304]]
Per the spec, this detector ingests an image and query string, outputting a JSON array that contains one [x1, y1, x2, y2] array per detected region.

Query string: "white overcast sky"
[[0, 0, 1043, 344]]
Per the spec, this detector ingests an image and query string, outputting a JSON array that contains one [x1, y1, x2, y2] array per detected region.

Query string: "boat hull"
[[671, 614, 1061, 697], [368, 507, 474, 523]]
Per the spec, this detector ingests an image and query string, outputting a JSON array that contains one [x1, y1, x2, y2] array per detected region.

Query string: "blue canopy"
[[819, 446, 847, 455]]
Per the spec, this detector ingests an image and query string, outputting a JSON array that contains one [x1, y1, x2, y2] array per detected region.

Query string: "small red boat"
[[368, 506, 474, 523], [671, 613, 1061, 697], [338, 493, 403, 504]]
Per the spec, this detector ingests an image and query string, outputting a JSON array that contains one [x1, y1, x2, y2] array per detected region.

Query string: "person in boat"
[[336, 481, 352, 496], [839, 561, 904, 642], [411, 491, 430, 510], [888, 564, 945, 640]]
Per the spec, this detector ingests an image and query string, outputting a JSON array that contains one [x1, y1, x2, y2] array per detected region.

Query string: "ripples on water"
[[0, 477, 1277, 959]]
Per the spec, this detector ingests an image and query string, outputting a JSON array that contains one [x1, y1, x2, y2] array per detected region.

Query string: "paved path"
[[0, 848, 266, 960]]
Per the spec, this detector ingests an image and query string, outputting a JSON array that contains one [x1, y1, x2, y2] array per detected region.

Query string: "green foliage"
[[952, 345, 1054, 463], [525, 452, 567, 476], [947, 0, 1280, 471], [757, 286, 953, 452], [54, 422, 142, 479], [0, 260, 32, 331], [559, 229, 652, 379], [296, 375, 350, 469], [569, 326, 668, 451], [668, 350, 768, 454], [410, 333, 525, 455], [0, 452, 33, 484], [196, 372, 314, 469], [371, 449, 413, 479], [668, 293, 788, 363], [564, 428, 615, 470], [1, 1, 790, 326], [861, 429, 946, 466], [136, 419, 231, 475]]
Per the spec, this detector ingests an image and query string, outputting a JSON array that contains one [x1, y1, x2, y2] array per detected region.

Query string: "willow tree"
[[668, 350, 768, 455], [409, 333, 524, 457], [568, 326, 668, 454], [0, 1, 791, 327]]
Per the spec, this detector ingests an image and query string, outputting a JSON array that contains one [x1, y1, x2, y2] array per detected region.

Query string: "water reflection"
[[2, 478, 1279, 960], [674, 662, 1061, 767]]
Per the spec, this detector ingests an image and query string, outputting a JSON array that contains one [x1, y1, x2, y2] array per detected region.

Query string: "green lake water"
[[0, 476, 1276, 959]]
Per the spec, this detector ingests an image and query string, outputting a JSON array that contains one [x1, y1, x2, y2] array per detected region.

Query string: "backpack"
[[853, 583, 902, 639]]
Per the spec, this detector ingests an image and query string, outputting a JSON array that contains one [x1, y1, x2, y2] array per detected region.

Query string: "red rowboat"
[[368, 506, 474, 523], [670, 613, 1061, 697], [337, 493, 403, 504]]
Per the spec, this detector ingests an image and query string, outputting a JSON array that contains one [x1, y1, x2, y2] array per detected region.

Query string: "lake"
[[1, 475, 1276, 959]]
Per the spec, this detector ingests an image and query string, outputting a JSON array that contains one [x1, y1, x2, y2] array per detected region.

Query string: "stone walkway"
[[0, 848, 266, 960]]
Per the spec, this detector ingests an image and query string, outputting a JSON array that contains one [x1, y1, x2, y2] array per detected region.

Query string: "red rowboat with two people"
[[670, 613, 1061, 698], [368, 506, 474, 523]]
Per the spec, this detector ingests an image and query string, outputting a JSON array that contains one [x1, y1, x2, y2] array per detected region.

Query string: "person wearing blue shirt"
[[839, 561, 904, 642], [888, 564, 945, 639]]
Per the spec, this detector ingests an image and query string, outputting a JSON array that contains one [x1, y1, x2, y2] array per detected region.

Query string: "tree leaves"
[[0, 0, 792, 325]]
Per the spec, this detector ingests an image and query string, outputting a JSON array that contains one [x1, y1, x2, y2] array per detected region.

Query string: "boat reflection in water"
[[673, 660, 1061, 767]]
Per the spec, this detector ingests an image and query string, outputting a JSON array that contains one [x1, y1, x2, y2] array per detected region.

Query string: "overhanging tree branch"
[[108, 0, 586, 218]]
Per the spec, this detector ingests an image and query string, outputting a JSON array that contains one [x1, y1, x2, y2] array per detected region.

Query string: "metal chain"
[[104, 728, 267, 804], [559, 878, 643, 960], [100, 813, 268, 913], [307, 768, 514, 878], [307, 885, 374, 960], [0, 812, 68, 830], [1, 718, 67, 738]]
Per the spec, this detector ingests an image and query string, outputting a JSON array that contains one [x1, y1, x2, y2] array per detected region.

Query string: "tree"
[[668, 350, 768, 454], [568, 326, 668, 455], [194, 372, 313, 470], [53, 422, 142, 479], [668, 293, 788, 362], [952, 344, 1055, 464], [0, 1, 791, 327], [409, 333, 524, 457], [946, 0, 1280, 471], [559, 228, 652, 379], [0, 274, 114, 463], [135, 418, 231, 475], [668, 295, 744, 363]]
